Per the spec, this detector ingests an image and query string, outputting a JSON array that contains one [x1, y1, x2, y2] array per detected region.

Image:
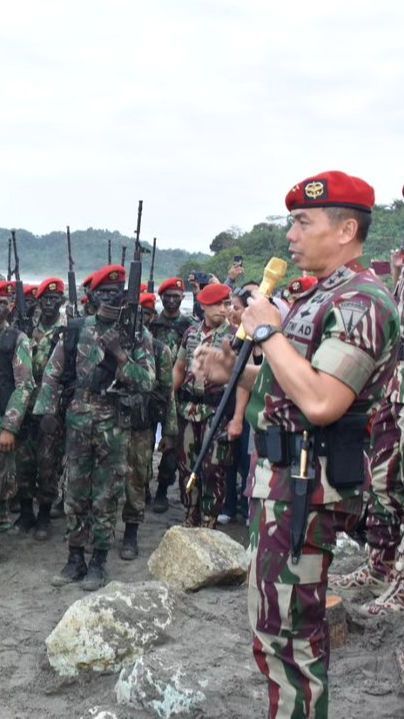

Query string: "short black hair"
[[324, 207, 372, 243]]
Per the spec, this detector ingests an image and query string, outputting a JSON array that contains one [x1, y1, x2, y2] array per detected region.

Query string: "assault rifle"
[[120, 200, 145, 348], [66, 226, 80, 318], [147, 237, 157, 292], [11, 230, 31, 335], [121, 245, 127, 268], [7, 237, 12, 281], [108, 238, 112, 264]]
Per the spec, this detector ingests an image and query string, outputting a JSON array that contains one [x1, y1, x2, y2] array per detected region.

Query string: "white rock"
[[147, 526, 248, 591], [46, 581, 175, 677]]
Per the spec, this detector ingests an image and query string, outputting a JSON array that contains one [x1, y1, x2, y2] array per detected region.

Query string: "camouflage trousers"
[[248, 495, 362, 719], [16, 415, 64, 505], [366, 399, 404, 576], [64, 415, 128, 551], [122, 427, 154, 524], [0, 450, 17, 530], [178, 414, 234, 525]]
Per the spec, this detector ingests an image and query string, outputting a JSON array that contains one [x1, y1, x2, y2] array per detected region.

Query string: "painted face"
[[39, 292, 64, 318], [161, 290, 183, 313], [0, 297, 11, 323], [91, 283, 125, 307]]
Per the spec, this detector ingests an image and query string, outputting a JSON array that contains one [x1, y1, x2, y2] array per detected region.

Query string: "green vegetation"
[[0, 228, 209, 284], [179, 201, 404, 287], [1, 201, 403, 287]]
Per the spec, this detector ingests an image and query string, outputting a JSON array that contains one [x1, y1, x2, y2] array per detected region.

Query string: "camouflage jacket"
[[33, 316, 155, 429], [150, 311, 194, 363], [177, 319, 235, 422], [0, 324, 35, 435], [246, 260, 400, 504], [387, 268, 404, 404], [151, 338, 178, 437], [29, 314, 67, 406]]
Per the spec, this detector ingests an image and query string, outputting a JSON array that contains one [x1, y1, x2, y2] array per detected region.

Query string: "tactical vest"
[[61, 318, 118, 396], [0, 327, 19, 415]]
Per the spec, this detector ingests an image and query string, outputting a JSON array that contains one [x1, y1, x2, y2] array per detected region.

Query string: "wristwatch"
[[252, 324, 282, 344]]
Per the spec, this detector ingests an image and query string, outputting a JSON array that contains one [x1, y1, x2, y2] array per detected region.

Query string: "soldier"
[[120, 292, 176, 557], [0, 283, 35, 532], [329, 248, 404, 614], [14, 277, 67, 539], [34, 264, 155, 590], [193, 171, 400, 718], [174, 282, 235, 527], [150, 277, 194, 511]]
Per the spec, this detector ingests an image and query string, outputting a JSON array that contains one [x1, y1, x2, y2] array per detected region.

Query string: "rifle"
[[121, 245, 127, 268], [66, 226, 80, 318], [11, 230, 31, 335], [120, 200, 144, 348], [185, 257, 287, 496], [147, 237, 157, 292], [108, 238, 112, 264], [7, 237, 12, 280]]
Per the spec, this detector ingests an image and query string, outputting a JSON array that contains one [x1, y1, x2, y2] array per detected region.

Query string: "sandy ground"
[[1, 465, 404, 719]]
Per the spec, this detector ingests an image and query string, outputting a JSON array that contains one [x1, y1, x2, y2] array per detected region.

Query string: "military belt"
[[177, 389, 225, 408], [254, 427, 303, 466]]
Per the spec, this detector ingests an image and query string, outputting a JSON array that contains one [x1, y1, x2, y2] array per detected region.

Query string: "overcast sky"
[[0, 0, 403, 253]]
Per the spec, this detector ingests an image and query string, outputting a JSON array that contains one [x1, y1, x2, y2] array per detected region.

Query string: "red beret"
[[196, 283, 231, 306], [288, 276, 318, 296], [90, 264, 126, 291], [158, 277, 184, 295], [140, 283, 148, 293], [285, 171, 375, 213], [140, 292, 156, 311], [36, 277, 65, 299], [0, 280, 16, 297], [82, 272, 95, 289], [23, 284, 38, 299]]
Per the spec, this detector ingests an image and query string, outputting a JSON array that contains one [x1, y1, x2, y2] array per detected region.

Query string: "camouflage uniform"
[[150, 311, 194, 492], [177, 320, 235, 525], [16, 316, 66, 505], [0, 326, 35, 529], [245, 262, 399, 718], [34, 315, 155, 550]]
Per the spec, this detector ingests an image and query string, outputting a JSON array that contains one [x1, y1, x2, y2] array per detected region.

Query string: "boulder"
[[46, 581, 175, 677], [147, 526, 248, 591]]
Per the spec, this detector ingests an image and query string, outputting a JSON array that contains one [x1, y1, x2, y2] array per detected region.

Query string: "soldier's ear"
[[339, 218, 358, 246]]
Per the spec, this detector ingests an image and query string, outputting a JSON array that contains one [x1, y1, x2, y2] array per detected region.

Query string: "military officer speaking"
[[193, 171, 400, 719]]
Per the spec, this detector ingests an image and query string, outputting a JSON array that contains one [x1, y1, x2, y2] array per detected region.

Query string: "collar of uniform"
[[201, 319, 229, 337], [319, 259, 365, 292]]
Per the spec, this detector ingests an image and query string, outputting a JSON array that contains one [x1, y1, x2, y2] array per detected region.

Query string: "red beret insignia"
[[36, 277, 65, 299], [304, 180, 327, 200], [196, 283, 231, 306], [285, 171, 374, 213], [158, 277, 185, 295], [90, 264, 126, 291]]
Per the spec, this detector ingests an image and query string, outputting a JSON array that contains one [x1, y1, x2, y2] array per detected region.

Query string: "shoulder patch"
[[337, 300, 369, 335]]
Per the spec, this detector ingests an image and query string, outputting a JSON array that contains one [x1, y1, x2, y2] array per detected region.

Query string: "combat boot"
[[120, 523, 139, 560], [328, 562, 389, 596], [34, 503, 52, 541], [358, 573, 404, 617], [153, 482, 169, 513], [51, 546, 87, 587], [81, 549, 108, 591], [14, 498, 36, 533]]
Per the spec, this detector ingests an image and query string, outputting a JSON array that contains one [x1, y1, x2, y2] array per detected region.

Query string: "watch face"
[[256, 325, 271, 341]]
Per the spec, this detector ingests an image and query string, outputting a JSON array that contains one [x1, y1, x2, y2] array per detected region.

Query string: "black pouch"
[[130, 394, 150, 431], [316, 415, 369, 489], [264, 426, 291, 466], [114, 396, 133, 430]]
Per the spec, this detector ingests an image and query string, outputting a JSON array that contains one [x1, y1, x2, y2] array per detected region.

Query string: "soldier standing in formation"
[[0, 282, 35, 532], [174, 282, 236, 527], [192, 171, 400, 718], [14, 277, 67, 540], [149, 277, 193, 511], [34, 265, 155, 590]]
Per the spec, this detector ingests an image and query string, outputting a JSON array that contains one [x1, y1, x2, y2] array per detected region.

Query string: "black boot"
[[51, 546, 87, 587], [34, 503, 52, 541], [81, 549, 108, 591], [153, 482, 169, 513], [14, 498, 36, 533], [120, 523, 139, 560]]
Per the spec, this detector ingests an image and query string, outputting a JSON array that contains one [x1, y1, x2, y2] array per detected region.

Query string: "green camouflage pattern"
[[388, 267, 404, 403], [150, 311, 194, 363], [177, 320, 235, 422], [151, 338, 178, 438], [0, 329, 35, 436], [123, 427, 154, 524]]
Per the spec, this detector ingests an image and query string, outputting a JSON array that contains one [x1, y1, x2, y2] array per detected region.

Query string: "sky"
[[0, 0, 403, 253]]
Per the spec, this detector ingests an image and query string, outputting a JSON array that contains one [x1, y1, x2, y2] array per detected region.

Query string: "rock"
[[147, 526, 248, 592], [115, 650, 206, 718], [46, 581, 175, 678]]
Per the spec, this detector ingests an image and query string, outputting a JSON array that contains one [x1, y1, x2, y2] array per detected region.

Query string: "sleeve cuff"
[[311, 337, 376, 395]]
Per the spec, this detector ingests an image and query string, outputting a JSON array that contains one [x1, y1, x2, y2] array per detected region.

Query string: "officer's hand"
[[192, 339, 236, 385], [0, 430, 16, 453], [99, 328, 128, 364], [227, 417, 243, 440], [242, 291, 282, 337], [40, 414, 61, 435], [158, 436, 175, 452]]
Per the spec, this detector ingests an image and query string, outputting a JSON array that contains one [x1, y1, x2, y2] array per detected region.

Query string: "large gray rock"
[[46, 581, 175, 677], [147, 526, 248, 591]]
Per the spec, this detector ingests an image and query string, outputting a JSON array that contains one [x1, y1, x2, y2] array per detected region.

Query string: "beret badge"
[[49, 282, 57, 291], [304, 180, 327, 200]]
